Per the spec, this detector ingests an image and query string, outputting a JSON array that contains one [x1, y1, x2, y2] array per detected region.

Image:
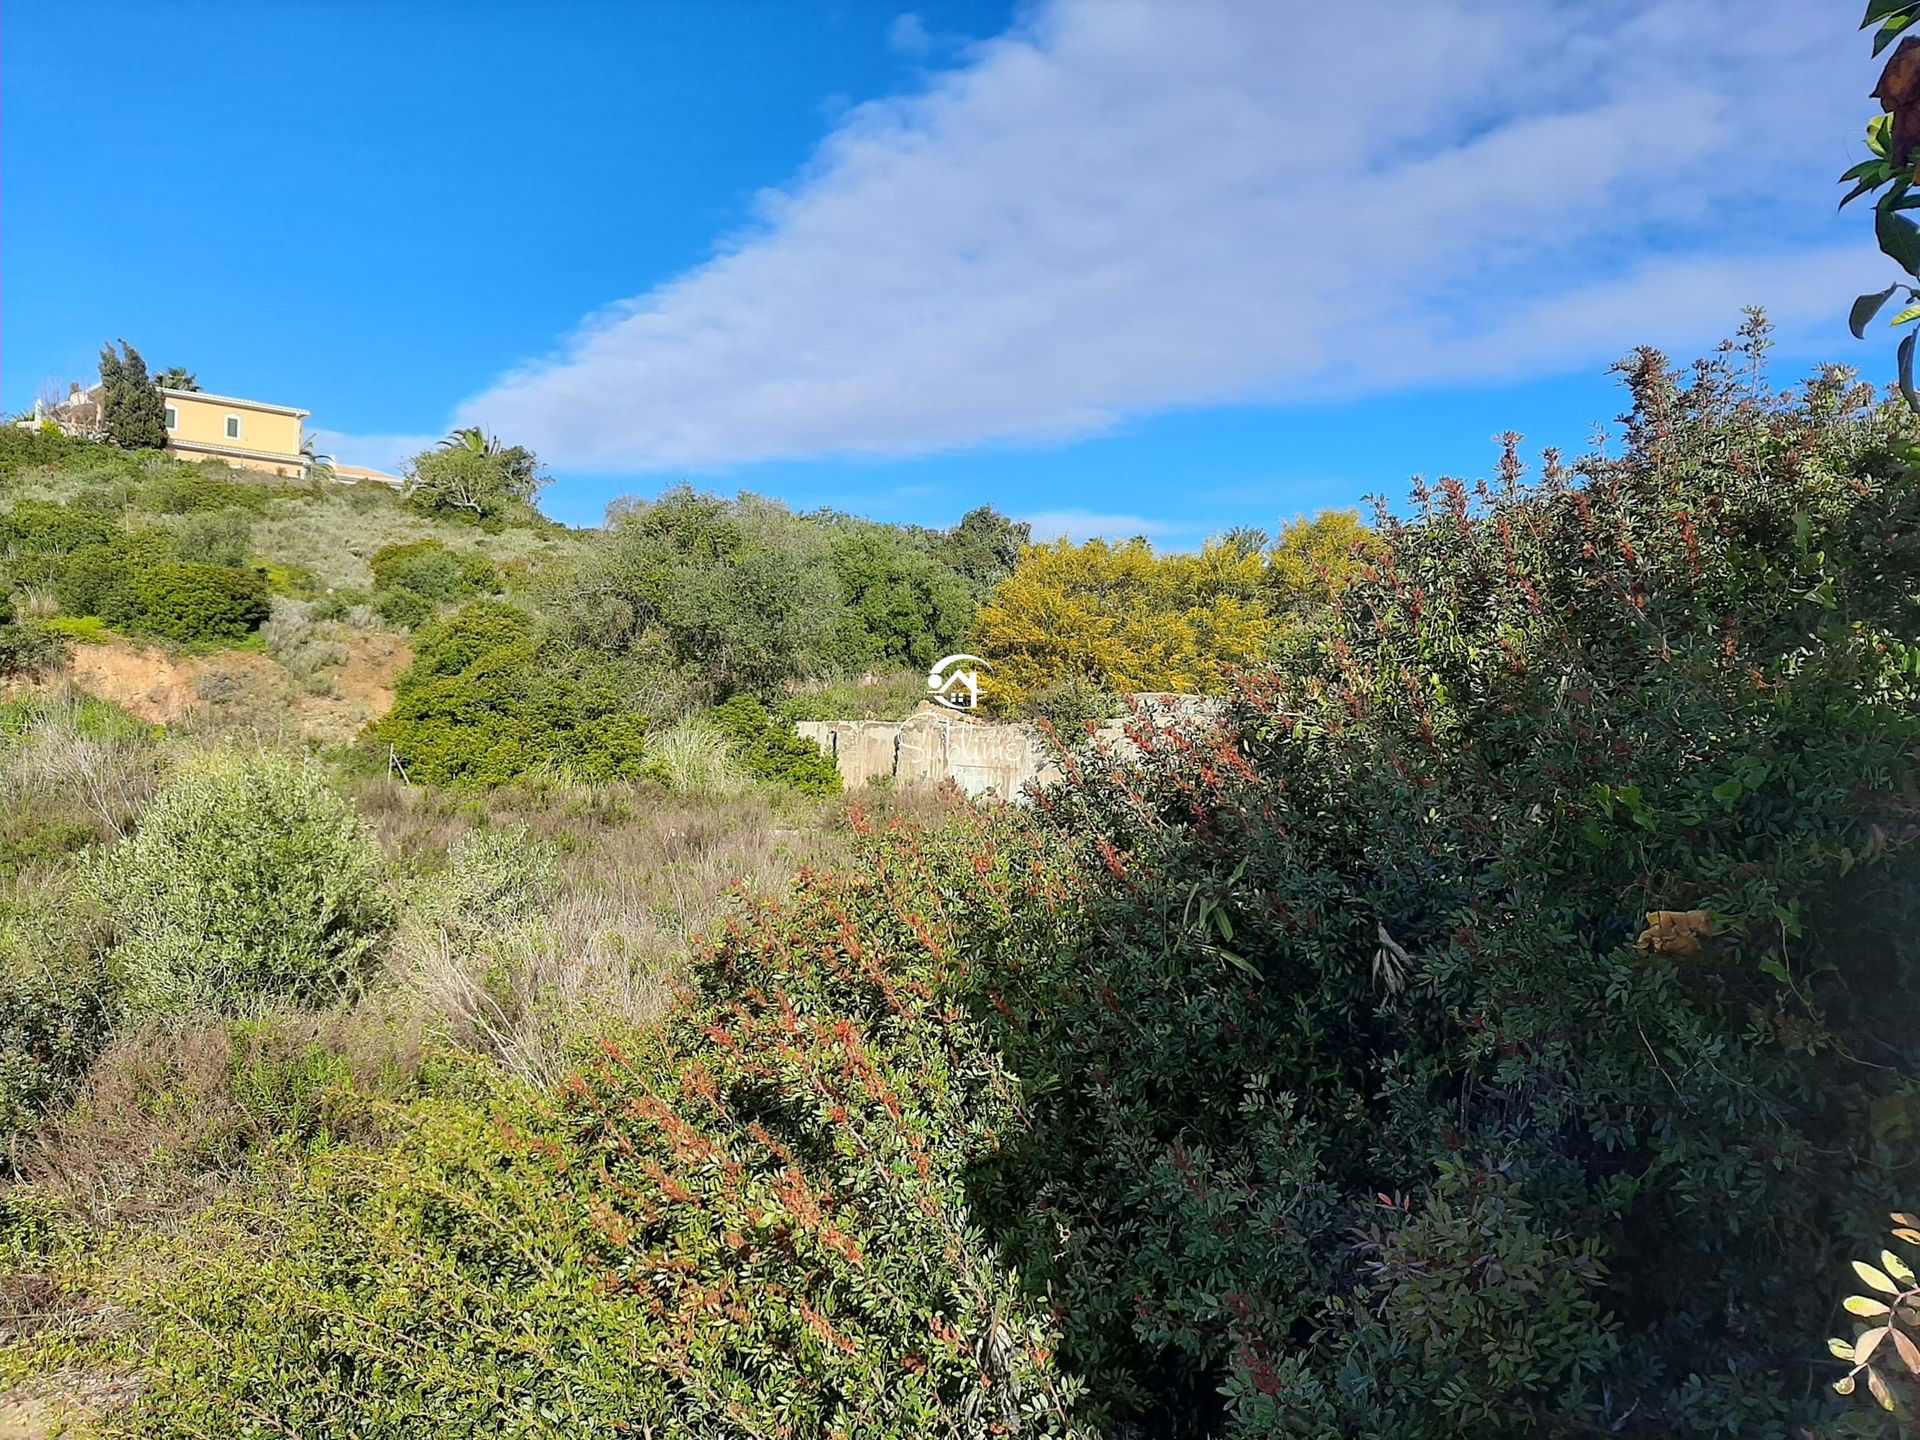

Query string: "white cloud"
[[456, 0, 1870, 472]]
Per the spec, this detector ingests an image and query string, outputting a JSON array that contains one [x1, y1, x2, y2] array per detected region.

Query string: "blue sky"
[[2, 1, 1892, 537]]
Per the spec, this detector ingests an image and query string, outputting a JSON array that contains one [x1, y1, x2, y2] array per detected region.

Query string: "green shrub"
[[90, 751, 393, 1015], [166, 509, 254, 568], [824, 522, 975, 670], [368, 540, 500, 630], [0, 501, 118, 557], [978, 343, 1920, 1435], [50, 541, 135, 618], [400, 600, 539, 691], [0, 812, 97, 878], [1025, 675, 1120, 735], [371, 633, 649, 787], [139, 471, 275, 516], [0, 890, 113, 1159], [370, 584, 433, 629], [0, 620, 65, 677], [368, 538, 498, 601], [0, 424, 82, 481], [119, 562, 270, 642], [708, 694, 841, 794]]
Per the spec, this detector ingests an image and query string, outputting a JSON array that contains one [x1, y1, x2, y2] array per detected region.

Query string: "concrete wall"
[[797, 695, 1218, 800], [796, 704, 1057, 800]]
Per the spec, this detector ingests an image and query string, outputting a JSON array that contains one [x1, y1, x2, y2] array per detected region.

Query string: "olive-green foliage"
[[49, 542, 139, 619], [369, 539, 499, 628], [980, 343, 1920, 1435], [0, 620, 65, 677], [0, 501, 118, 558], [138, 471, 279, 516], [706, 695, 841, 795], [165, 509, 254, 568], [0, 890, 112, 1158], [99, 341, 167, 451], [369, 539, 498, 599], [371, 603, 648, 786], [117, 562, 270, 643], [403, 433, 547, 521], [401, 600, 538, 689], [91, 751, 393, 1016], [557, 486, 845, 698], [930, 504, 1032, 595], [824, 521, 974, 671], [0, 424, 82, 480], [1024, 675, 1121, 736], [70, 812, 1087, 1438]]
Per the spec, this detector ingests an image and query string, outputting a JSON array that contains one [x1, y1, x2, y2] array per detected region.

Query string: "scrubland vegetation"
[[0, 328, 1917, 1436]]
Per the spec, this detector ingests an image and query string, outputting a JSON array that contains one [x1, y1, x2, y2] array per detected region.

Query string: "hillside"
[[1, 338, 1919, 1437]]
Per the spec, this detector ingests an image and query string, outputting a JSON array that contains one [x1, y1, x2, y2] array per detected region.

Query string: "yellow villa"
[[158, 387, 310, 477], [31, 381, 402, 486]]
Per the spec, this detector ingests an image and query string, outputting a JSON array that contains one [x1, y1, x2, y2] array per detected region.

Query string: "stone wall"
[[796, 695, 1216, 800], [795, 704, 1056, 800]]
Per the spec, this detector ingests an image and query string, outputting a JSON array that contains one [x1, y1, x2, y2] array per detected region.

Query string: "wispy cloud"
[[455, 0, 1869, 473]]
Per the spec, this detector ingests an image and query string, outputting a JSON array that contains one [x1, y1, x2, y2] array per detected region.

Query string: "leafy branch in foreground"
[[1845, 4, 1920, 404], [1830, 1214, 1920, 1420]]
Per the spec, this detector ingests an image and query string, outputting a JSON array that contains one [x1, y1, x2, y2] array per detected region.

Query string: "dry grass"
[[348, 776, 960, 1081], [249, 492, 587, 593], [20, 1011, 426, 1227], [354, 779, 845, 1080], [0, 688, 163, 840]]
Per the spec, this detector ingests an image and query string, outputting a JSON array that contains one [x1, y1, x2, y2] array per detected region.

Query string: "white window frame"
[[163, 405, 178, 430], [224, 414, 242, 440]]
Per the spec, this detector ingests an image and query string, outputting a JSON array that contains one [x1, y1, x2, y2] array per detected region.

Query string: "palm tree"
[[440, 426, 501, 457], [438, 426, 539, 498], [300, 432, 335, 485], [154, 367, 199, 391]]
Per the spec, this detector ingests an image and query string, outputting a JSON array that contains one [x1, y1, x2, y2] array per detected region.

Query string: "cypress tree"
[[100, 341, 168, 450]]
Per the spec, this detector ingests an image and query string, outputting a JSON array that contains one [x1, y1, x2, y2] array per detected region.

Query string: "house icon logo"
[[927, 654, 990, 712]]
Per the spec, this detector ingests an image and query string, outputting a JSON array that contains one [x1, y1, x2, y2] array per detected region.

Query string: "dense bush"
[[824, 522, 975, 670], [557, 487, 847, 698], [973, 535, 1278, 709], [0, 423, 82, 480], [368, 539, 499, 627], [90, 752, 393, 1015], [400, 600, 539, 690], [974, 346, 1920, 1435], [369, 538, 497, 599], [117, 561, 270, 642], [707, 694, 842, 795], [0, 500, 118, 558], [372, 625, 649, 787], [57, 810, 1086, 1437], [0, 890, 112, 1161], [165, 508, 254, 568], [0, 620, 65, 677], [138, 470, 279, 516]]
